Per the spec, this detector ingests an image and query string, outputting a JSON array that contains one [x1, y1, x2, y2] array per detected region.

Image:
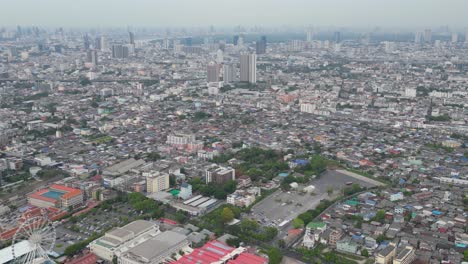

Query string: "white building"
[[119, 231, 190, 264], [89, 220, 160, 261], [178, 183, 192, 200]]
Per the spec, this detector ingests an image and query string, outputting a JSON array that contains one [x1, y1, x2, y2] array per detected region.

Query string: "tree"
[[221, 207, 234, 223], [267, 248, 283, 264], [226, 237, 241, 247], [292, 218, 304, 229], [278, 239, 286, 248], [373, 210, 386, 223], [327, 187, 334, 196], [361, 249, 369, 257]]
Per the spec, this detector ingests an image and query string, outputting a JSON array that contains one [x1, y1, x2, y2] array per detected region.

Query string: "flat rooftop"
[[125, 231, 187, 261]]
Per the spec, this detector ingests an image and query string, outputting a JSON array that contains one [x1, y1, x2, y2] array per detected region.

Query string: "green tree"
[[292, 218, 304, 229], [373, 210, 386, 223], [327, 187, 334, 196], [361, 248, 369, 257], [267, 248, 283, 264], [221, 207, 234, 223]]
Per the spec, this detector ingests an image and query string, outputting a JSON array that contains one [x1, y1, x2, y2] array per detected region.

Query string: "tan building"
[[393, 246, 415, 264], [146, 172, 170, 193], [376, 245, 396, 264]]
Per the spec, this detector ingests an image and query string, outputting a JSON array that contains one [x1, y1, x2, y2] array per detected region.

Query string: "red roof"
[[288, 229, 303, 236], [66, 253, 97, 264], [173, 240, 235, 264], [50, 184, 82, 199], [227, 253, 268, 264], [173, 240, 267, 264]]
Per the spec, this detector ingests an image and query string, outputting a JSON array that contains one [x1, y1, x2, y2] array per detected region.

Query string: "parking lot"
[[249, 170, 380, 239], [53, 203, 139, 254]]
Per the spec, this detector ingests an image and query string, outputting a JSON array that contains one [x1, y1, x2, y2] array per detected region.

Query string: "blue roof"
[[278, 172, 289, 177], [293, 159, 309, 165], [432, 210, 442, 216]]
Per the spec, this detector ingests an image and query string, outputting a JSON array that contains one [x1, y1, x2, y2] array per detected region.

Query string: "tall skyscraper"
[[306, 28, 314, 42], [334, 31, 341, 43], [86, 50, 98, 65], [451, 33, 458, 43], [465, 29, 468, 43], [424, 29, 432, 43], [223, 64, 235, 84], [414, 31, 422, 44], [128, 31, 135, 45], [206, 62, 220, 83], [240, 53, 257, 84], [233, 35, 239, 45], [83, 34, 90, 50], [112, 45, 129, 58], [256, 36, 267, 54]]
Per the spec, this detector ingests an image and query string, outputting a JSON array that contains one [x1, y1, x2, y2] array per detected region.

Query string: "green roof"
[[306, 222, 326, 229], [345, 200, 359, 206], [169, 189, 180, 196]]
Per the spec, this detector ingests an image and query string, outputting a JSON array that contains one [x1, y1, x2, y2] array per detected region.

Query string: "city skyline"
[[1, 0, 468, 28]]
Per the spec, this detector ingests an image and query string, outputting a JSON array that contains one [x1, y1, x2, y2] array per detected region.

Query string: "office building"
[[83, 34, 90, 49], [233, 35, 239, 45], [414, 31, 422, 44], [223, 64, 235, 83], [334, 31, 341, 43], [205, 164, 235, 184], [256, 36, 267, 54], [112, 44, 129, 58], [240, 53, 256, 83], [86, 50, 98, 65], [306, 28, 314, 42], [145, 172, 170, 193], [129, 31, 135, 45], [206, 62, 220, 83], [451, 33, 458, 43], [424, 29, 432, 43]]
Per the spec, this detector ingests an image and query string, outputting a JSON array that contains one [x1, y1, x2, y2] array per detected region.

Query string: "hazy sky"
[[1, 0, 468, 29]]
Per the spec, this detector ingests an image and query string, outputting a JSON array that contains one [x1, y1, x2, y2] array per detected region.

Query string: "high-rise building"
[[206, 62, 220, 83], [95, 36, 102, 50], [112, 44, 129, 58], [163, 38, 170, 49], [145, 172, 170, 193], [256, 36, 267, 54], [83, 34, 90, 50], [223, 64, 235, 83], [240, 53, 257, 83], [451, 33, 458, 43], [306, 28, 314, 42], [334, 31, 341, 43], [184, 37, 192, 46], [233, 35, 239, 45], [128, 31, 135, 45], [424, 29, 432, 43], [414, 32, 422, 44], [465, 29, 468, 43], [86, 50, 98, 65], [216, 49, 224, 64], [95, 36, 107, 51]]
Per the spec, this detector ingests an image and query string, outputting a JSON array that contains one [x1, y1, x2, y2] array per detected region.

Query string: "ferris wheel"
[[11, 212, 56, 264]]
